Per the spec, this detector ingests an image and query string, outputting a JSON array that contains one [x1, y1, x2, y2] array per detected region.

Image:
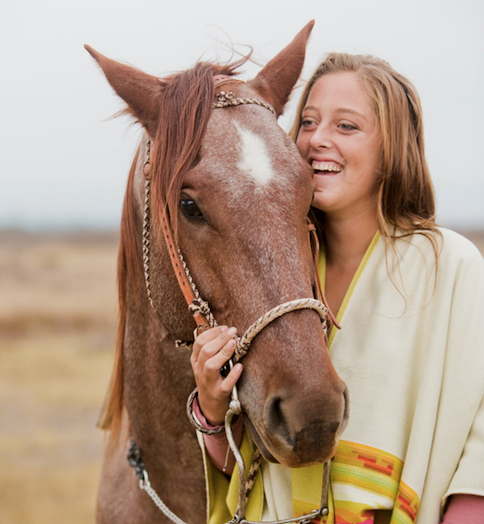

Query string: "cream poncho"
[[199, 228, 484, 524]]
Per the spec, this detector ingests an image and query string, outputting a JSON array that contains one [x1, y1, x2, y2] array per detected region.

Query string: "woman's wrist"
[[197, 392, 229, 426]]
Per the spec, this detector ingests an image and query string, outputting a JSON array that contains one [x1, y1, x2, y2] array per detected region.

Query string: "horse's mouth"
[[243, 416, 279, 464], [243, 414, 338, 468]]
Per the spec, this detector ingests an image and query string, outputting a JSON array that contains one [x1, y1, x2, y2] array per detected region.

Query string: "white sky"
[[1, 0, 483, 230]]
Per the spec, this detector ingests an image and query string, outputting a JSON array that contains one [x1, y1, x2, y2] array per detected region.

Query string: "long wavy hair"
[[290, 53, 440, 254]]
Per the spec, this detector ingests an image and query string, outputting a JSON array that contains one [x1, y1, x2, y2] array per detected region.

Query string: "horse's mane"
[[99, 60, 244, 443]]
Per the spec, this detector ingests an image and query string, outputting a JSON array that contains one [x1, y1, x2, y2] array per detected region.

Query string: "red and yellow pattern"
[[292, 441, 419, 524]]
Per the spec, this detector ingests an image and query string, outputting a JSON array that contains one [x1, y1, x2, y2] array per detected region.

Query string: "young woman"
[[191, 54, 484, 523]]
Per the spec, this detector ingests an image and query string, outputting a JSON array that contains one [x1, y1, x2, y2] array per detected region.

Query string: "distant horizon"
[[1, 219, 483, 235]]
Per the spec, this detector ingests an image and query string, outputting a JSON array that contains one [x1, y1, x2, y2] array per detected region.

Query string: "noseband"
[[127, 79, 334, 524]]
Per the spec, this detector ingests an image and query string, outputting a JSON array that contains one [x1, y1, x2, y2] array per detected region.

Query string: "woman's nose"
[[309, 124, 332, 150]]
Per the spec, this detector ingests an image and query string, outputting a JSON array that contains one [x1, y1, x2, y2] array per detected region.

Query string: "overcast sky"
[[1, 0, 483, 230]]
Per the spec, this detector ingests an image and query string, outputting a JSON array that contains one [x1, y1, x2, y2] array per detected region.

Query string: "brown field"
[[0, 228, 483, 524], [0, 230, 118, 524]]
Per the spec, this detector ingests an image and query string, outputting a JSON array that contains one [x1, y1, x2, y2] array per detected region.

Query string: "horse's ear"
[[85, 45, 165, 138], [247, 20, 314, 117]]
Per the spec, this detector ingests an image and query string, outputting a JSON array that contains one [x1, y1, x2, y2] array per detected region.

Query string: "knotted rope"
[[177, 235, 328, 358], [142, 140, 153, 308], [213, 90, 276, 116]]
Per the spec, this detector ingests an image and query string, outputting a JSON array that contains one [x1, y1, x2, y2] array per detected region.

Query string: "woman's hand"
[[191, 326, 243, 426]]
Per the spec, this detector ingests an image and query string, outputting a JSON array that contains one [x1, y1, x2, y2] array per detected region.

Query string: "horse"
[[86, 21, 348, 524]]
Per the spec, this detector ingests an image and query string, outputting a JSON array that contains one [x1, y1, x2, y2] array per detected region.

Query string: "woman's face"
[[296, 71, 382, 220]]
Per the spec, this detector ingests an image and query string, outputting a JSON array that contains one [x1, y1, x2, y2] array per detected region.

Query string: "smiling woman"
[[296, 71, 382, 223], [290, 53, 484, 524]]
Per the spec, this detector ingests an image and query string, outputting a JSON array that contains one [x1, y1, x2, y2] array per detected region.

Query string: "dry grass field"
[[0, 228, 483, 524], [0, 230, 118, 524]]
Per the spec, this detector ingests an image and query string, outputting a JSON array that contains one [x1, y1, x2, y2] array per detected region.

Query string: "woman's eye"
[[339, 123, 357, 131], [300, 118, 315, 128], [180, 199, 203, 219]]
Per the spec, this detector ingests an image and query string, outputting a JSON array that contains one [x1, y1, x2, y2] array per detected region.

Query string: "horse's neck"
[[120, 290, 206, 522]]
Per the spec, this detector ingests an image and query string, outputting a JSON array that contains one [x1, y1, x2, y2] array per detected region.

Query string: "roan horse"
[[86, 21, 348, 524]]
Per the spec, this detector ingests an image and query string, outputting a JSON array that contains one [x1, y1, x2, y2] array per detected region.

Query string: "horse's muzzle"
[[251, 379, 349, 468]]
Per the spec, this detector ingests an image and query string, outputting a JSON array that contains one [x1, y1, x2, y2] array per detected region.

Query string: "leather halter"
[[159, 210, 213, 334], [168, 77, 238, 325], [144, 75, 338, 337], [145, 76, 278, 336]]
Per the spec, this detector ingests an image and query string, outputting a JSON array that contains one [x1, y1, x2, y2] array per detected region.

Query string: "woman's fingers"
[[191, 326, 242, 425], [191, 326, 226, 361], [197, 360, 243, 425], [202, 337, 237, 378], [192, 326, 238, 366], [190, 325, 241, 424], [219, 363, 243, 395]]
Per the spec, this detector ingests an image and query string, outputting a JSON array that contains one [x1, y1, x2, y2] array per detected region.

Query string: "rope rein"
[[142, 140, 153, 308]]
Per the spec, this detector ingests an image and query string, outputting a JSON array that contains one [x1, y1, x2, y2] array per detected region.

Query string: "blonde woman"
[[192, 54, 484, 523]]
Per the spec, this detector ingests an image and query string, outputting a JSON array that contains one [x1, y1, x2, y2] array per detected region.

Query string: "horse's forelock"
[[150, 61, 242, 242]]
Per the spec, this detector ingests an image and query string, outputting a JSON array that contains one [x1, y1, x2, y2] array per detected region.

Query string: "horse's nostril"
[[266, 395, 295, 448], [268, 396, 284, 427]]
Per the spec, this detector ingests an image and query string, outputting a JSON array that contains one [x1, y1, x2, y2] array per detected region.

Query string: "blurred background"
[[1, 0, 483, 522]]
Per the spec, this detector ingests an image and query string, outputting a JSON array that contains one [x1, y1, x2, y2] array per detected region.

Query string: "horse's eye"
[[180, 199, 203, 219]]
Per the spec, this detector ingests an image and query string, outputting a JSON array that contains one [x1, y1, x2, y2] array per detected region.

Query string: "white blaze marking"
[[236, 125, 274, 186]]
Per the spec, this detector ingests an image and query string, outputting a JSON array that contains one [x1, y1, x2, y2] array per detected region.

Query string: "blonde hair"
[[291, 53, 440, 251]]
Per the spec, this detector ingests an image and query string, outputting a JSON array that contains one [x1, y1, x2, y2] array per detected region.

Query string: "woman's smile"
[[311, 158, 344, 174]]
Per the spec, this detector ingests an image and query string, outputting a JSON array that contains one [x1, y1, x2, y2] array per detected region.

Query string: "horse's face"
[[174, 91, 348, 467], [87, 21, 348, 468]]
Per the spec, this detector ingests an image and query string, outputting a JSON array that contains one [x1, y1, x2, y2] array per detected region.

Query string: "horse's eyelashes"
[[180, 199, 204, 219]]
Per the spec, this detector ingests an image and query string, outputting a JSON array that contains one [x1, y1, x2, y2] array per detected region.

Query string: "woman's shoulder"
[[403, 226, 483, 265], [436, 228, 484, 272], [438, 227, 482, 252]]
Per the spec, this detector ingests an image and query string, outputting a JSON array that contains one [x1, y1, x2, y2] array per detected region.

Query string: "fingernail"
[[227, 339, 235, 350], [220, 326, 228, 332], [228, 326, 237, 336]]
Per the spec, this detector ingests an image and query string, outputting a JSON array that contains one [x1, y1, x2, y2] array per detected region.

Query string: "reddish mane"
[[99, 61, 243, 439]]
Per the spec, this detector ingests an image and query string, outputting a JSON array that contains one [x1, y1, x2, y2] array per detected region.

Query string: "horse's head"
[[86, 22, 348, 468]]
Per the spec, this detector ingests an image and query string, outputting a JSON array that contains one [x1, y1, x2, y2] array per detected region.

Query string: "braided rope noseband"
[[131, 84, 331, 524], [213, 89, 276, 115]]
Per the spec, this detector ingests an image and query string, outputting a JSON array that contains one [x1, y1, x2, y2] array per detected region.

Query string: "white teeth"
[[312, 161, 343, 172]]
